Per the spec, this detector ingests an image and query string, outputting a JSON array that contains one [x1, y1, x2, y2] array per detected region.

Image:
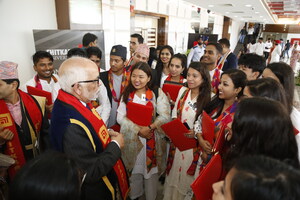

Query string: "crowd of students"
[[0, 32, 300, 200], [238, 36, 300, 70]]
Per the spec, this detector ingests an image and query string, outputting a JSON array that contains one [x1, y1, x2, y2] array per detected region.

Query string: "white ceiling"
[[183, 0, 276, 24], [266, 0, 300, 24]]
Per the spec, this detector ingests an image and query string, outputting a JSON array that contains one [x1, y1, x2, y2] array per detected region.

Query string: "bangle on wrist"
[[194, 132, 198, 139]]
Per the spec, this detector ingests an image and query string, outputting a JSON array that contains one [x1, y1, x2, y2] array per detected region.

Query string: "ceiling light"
[[208, 5, 214, 7], [225, 12, 229, 14], [245, 4, 252, 7], [255, 12, 259, 14], [234, 16, 238, 17], [260, 16, 263, 18]]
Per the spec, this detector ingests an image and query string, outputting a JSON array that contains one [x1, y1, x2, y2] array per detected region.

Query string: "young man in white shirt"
[[264, 38, 273, 59], [187, 36, 205, 67], [21, 51, 60, 113], [86, 46, 111, 125], [100, 45, 128, 128], [255, 38, 265, 56]]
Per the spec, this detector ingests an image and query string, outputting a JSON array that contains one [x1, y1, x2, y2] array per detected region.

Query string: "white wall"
[[213, 15, 224, 40], [102, 0, 130, 70], [230, 20, 245, 51], [168, 0, 192, 53], [0, 0, 57, 84], [199, 8, 209, 29], [132, 0, 192, 54]]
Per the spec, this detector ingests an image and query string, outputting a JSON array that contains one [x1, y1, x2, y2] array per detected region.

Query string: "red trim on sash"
[[18, 90, 43, 132], [108, 69, 129, 103], [57, 90, 129, 199], [34, 75, 57, 90], [0, 90, 42, 178], [294, 128, 299, 136], [0, 100, 25, 178], [165, 74, 184, 83], [211, 68, 221, 94], [176, 88, 190, 119]]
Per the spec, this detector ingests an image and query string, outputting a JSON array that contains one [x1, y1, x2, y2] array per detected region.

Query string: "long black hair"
[[9, 151, 81, 200], [265, 62, 294, 114], [122, 62, 152, 104], [204, 69, 247, 119], [230, 155, 300, 200], [225, 97, 299, 170], [188, 62, 211, 121], [246, 78, 288, 109]]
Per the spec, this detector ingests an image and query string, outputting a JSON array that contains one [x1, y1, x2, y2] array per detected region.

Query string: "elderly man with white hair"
[[50, 57, 129, 200]]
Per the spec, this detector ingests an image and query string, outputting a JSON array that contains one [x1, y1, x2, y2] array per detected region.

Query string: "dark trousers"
[[264, 52, 269, 59]]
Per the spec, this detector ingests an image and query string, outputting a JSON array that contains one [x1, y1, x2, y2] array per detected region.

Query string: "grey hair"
[[58, 57, 89, 93]]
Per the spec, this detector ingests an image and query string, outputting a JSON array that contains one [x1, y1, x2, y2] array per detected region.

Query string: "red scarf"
[[211, 101, 237, 129], [176, 88, 190, 119], [165, 74, 185, 83], [108, 69, 129, 103], [211, 68, 221, 94], [57, 90, 129, 199], [0, 90, 42, 178], [34, 74, 58, 90], [199, 102, 238, 172], [166, 88, 200, 175], [127, 89, 157, 172]]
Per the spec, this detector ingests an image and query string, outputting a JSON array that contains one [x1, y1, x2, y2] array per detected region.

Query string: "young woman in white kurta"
[[117, 62, 170, 200], [163, 62, 211, 200]]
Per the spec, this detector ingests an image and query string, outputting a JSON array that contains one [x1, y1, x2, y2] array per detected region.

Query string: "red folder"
[[213, 125, 226, 154], [161, 119, 197, 151], [202, 111, 215, 145], [191, 153, 222, 200], [126, 102, 152, 126], [162, 83, 183, 102], [110, 124, 120, 132], [26, 86, 52, 105]]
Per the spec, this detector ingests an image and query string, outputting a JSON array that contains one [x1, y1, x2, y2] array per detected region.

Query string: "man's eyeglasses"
[[71, 76, 100, 87]]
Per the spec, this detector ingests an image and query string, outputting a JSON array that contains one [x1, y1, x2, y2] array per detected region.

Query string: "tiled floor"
[[135, 179, 164, 200]]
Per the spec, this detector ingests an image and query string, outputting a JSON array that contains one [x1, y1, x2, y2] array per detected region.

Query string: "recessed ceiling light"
[[225, 12, 229, 14], [255, 12, 259, 14], [208, 5, 214, 7], [260, 16, 263, 18], [245, 4, 252, 7], [234, 16, 238, 17]]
